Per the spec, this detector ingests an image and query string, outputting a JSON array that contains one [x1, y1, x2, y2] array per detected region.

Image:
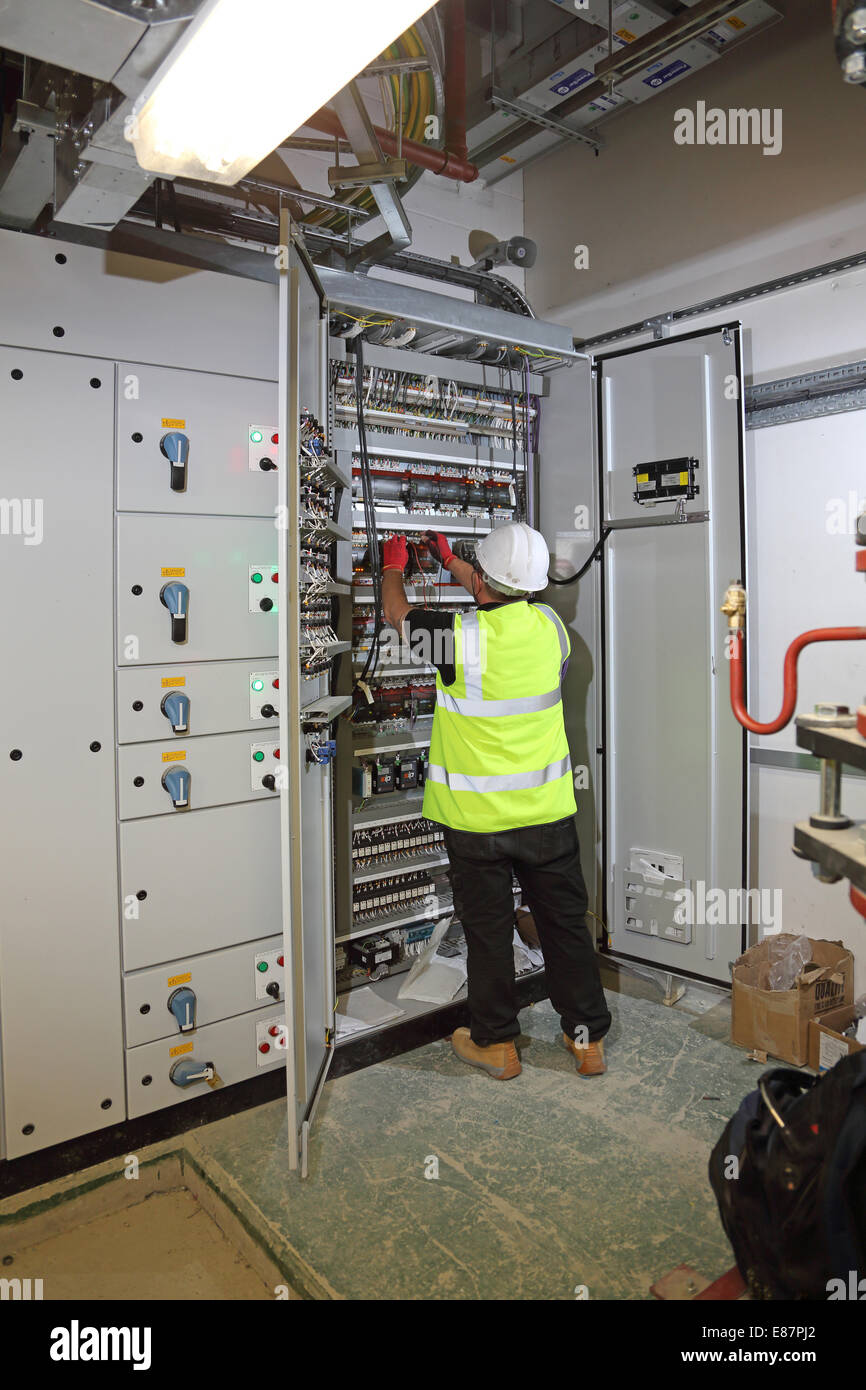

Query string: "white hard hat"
[[475, 522, 550, 592]]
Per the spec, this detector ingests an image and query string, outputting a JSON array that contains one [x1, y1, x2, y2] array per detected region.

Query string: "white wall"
[[520, 0, 866, 986], [522, 0, 866, 335]]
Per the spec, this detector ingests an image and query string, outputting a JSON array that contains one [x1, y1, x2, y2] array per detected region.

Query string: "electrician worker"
[[381, 522, 611, 1080]]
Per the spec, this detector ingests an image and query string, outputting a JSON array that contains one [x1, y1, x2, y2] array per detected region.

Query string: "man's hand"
[[382, 534, 409, 573], [422, 531, 454, 569]]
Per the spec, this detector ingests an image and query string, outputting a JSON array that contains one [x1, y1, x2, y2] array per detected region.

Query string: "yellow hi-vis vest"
[[422, 601, 577, 833]]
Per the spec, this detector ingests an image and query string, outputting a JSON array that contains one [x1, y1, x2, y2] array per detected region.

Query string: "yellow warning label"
[[161, 417, 186, 428], [170, 1041, 194, 1058], [162, 750, 186, 762], [726, 14, 746, 29], [161, 567, 186, 578], [168, 971, 192, 988], [680, 471, 689, 485], [636, 473, 649, 483], [616, 28, 636, 41], [161, 676, 186, 688], [499, 155, 517, 164]]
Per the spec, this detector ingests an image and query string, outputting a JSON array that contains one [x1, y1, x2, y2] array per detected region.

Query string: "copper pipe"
[[305, 109, 478, 183], [444, 0, 469, 163]]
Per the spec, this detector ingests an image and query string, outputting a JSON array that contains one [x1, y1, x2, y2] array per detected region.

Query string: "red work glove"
[[422, 531, 454, 569], [382, 533, 409, 573]]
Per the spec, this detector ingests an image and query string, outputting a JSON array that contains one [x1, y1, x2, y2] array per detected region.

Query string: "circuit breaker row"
[[350, 455, 517, 520]]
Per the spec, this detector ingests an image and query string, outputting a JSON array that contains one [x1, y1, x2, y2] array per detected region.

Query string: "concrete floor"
[[5, 1189, 273, 1300], [1, 965, 764, 1300]]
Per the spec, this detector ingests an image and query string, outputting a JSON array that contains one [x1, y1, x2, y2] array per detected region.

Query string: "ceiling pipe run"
[[444, 0, 469, 164], [306, 4, 477, 184], [305, 107, 478, 183]]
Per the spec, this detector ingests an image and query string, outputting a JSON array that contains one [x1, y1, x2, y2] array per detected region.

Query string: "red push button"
[[258, 1042, 270, 1054], [268, 1025, 281, 1037], [277, 955, 284, 966]]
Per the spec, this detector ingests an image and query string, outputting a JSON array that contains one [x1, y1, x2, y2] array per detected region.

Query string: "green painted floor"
[[184, 966, 760, 1300]]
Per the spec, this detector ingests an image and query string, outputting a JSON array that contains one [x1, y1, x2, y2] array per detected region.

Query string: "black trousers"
[[442, 816, 612, 1047]]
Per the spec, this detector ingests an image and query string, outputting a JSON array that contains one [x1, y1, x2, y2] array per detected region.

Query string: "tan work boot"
[[451, 1027, 521, 1079], [563, 1033, 606, 1076]]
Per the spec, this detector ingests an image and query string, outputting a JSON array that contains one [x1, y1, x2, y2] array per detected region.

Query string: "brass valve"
[[720, 584, 746, 630]]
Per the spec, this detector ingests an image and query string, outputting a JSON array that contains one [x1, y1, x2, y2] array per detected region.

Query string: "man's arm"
[[422, 531, 476, 595], [381, 534, 411, 630], [382, 568, 412, 629]]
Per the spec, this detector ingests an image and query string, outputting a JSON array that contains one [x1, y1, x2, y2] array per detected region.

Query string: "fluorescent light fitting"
[[124, 0, 434, 186]]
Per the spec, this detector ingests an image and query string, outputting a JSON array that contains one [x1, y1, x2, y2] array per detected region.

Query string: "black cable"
[[547, 526, 611, 585], [0, 53, 6, 158], [354, 335, 384, 685]]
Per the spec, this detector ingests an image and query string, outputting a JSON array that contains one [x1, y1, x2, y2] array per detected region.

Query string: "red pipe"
[[729, 626, 866, 735], [444, 0, 469, 163], [305, 110, 478, 184], [307, 9, 479, 189]]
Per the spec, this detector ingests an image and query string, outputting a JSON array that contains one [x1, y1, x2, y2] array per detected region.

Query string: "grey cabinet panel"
[[119, 800, 281, 969], [123, 935, 284, 1046], [116, 658, 278, 743], [117, 729, 281, 819], [599, 328, 747, 984], [125, 1003, 287, 1119], [116, 364, 278, 516], [116, 514, 278, 665], [0, 347, 124, 1158]]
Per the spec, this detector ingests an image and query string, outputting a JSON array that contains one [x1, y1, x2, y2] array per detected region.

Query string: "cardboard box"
[[808, 1004, 866, 1072], [731, 935, 854, 1066]]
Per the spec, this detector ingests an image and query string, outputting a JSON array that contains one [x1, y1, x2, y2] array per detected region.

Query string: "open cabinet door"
[[278, 221, 336, 1174], [597, 325, 748, 986]]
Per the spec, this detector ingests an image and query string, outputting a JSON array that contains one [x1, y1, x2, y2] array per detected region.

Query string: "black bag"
[[709, 1050, 866, 1299]]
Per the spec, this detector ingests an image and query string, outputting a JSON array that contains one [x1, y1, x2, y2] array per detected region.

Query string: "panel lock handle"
[[169, 1057, 214, 1087], [160, 431, 190, 492], [167, 986, 197, 1033], [161, 690, 190, 733], [161, 765, 190, 809], [160, 581, 189, 644]]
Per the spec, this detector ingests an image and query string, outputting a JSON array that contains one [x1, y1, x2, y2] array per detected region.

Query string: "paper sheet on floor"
[[513, 928, 544, 977], [334, 986, 405, 1037], [397, 915, 467, 1004]]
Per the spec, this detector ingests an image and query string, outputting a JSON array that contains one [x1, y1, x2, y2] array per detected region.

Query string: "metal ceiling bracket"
[[646, 313, 674, 341], [488, 88, 604, 152], [327, 159, 408, 189], [329, 82, 412, 269]]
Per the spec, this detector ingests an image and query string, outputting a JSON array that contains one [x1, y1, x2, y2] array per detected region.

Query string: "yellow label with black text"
[[161, 567, 186, 578], [616, 27, 636, 41], [726, 14, 746, 29], [161, 418, 186, 428], [636, 473, 648, 483], [168, 972, 192, 988], [170, 1041, 194, 1058], [161, 676, 186, 688], [162, 750, 186, 762], [680, 471, 689, 485]]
